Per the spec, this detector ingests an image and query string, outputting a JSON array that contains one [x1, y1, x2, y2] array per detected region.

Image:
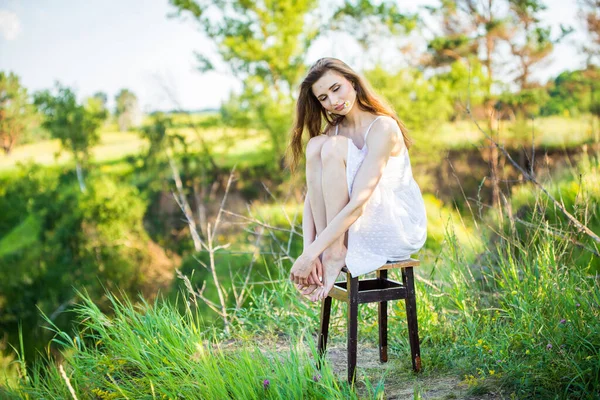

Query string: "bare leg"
[[310, 136, 350, 302], [306, 136, 329, 236], [299, 136, 329, 296]]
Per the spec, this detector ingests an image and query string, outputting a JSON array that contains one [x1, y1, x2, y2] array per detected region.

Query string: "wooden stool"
[[317, 258, 421, 383]]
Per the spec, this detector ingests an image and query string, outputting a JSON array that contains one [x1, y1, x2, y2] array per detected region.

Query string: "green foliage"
[[114, 88, 140, 131], [1, 149, 599, 397], [137, 112, 184, 170], [427, 35, 478, 67], [508, 152, 600, 272], [332, 0, 417, 48], [365, 66, 454, 133], [170, 0, 321, 165], [33, 83, 106, 163], [0, 71, 36, 154], [497, 86, 550, 118], [0, 165, 154, 363], [364, 60, 490, 134], [542, 66, 600, 116]]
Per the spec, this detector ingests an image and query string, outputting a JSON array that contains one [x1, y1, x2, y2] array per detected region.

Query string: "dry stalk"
[[170, 164, 237, 333], [465, 107, 600, 246], [58, 364, 78, 400]]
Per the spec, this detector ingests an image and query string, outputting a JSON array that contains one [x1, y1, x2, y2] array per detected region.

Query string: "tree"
[[579, 0, 600, 65], [115, 88, 141, 131], [0, 72, 35, 155], [426, 0, 511, 96], [91, 91, 109, 117], [170, 0, 320, 167], [425, 0, 513, 213], [541, 66, 600, 116], [34, 84, 107, 192], [331, 0, 418, 52], [507, 0, 571, 91]]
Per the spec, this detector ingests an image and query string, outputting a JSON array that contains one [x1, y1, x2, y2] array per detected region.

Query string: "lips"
[[334, 104, 344, 111]]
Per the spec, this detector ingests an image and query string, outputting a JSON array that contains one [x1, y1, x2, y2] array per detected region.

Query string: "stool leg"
[[402, 267, 421, 372], [376, 269, 388, 363], [347, 273, 359, 383], [317, 295, 332, 369]]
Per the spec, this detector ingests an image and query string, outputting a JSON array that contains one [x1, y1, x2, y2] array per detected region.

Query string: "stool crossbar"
[[317, 258, 421, 383]]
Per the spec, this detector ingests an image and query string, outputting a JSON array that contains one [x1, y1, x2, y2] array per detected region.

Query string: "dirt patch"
[[316, 344, 506, 399], [246, 335, 508, 399]]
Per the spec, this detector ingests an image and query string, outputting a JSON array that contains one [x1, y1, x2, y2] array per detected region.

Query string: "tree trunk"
[[75, 160, 86, 193]]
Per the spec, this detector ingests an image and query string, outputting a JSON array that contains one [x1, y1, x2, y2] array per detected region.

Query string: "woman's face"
[[311, 70, 356, 116]]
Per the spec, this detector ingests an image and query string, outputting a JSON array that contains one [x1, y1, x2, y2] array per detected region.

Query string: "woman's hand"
[[306, 256, 323, 286], [290, 253, 323, 286]]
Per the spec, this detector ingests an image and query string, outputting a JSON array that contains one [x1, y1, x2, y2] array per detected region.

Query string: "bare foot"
[[296, 283, 319, 296], [310, 247, 347, 302]]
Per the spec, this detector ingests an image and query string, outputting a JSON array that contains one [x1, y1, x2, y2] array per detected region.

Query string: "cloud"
[[0, 10, 21, 41]]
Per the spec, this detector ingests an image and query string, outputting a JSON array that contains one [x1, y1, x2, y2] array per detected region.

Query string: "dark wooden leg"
[[376, 269, 388, 363], [317, 295, 332, 369], [402, 267, 421, 372], [347, 272, 359, 383]]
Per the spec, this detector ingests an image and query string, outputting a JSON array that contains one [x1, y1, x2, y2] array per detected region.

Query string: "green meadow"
[[1, 114, 599, 399]]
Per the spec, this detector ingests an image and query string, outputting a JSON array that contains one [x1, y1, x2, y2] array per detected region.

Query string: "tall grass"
[[2, 144, 598, 399], [2, 284, 386, 399]]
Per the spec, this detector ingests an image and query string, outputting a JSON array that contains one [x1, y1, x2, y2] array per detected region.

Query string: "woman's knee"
[[321, 136, 347, 162], [306, 136, 329, 164]]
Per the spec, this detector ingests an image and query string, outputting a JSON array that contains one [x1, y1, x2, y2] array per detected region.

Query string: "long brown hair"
[[286, 57, 412, 172]]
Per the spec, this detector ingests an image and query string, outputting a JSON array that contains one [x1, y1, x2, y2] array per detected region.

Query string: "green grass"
[[1, 116, 599, 398], [3, 203, 599, 398], [0, 125, 271, 172], [0, 214, 40, 257], [413, 114, 599, 152], [4, 288, 384, 399], [1, 115, 596, 174]]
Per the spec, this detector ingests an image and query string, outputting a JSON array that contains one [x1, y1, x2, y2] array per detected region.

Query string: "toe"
[[310, 288, 322, 302], [302, 285, 317, 295]]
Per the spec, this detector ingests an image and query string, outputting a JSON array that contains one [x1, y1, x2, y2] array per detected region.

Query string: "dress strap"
[[335, 124, 339, 136], [363, 115, 383, 142]]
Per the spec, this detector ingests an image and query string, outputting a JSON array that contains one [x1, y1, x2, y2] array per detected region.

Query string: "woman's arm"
[[302, 193, 316, 249], [301, 118, 400, 262]]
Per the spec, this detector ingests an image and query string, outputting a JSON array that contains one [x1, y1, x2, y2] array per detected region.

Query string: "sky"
[[0, 0, 591, 112]]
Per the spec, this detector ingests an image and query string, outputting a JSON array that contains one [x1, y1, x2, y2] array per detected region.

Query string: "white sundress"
[[335, 116, 427, 277]]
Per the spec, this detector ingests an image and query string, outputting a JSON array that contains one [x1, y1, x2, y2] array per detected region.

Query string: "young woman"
[[287, 57, 427, 302]]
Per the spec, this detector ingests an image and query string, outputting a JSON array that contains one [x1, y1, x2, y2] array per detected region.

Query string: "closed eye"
[[318, 85, 340, 101]]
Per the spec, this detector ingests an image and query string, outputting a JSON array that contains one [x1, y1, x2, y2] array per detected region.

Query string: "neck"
[[341, 107, 376, 130]]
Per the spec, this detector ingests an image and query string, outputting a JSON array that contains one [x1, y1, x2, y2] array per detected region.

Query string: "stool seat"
[[341, 258, 421, 273], [317, 258, 422, 383]]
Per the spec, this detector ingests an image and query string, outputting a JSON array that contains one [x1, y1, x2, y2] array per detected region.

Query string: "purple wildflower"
[[546, 343, 552, 350], [576, 303, 581, 307], [263, 379, 270, 389], [488, 349, 493, 354], [312, 373, 321, 382], [560, 319, 566, 324]]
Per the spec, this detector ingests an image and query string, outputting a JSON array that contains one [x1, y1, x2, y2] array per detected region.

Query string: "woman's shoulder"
[[373, 114, 399, 131], [368, 115, 401, 140]]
